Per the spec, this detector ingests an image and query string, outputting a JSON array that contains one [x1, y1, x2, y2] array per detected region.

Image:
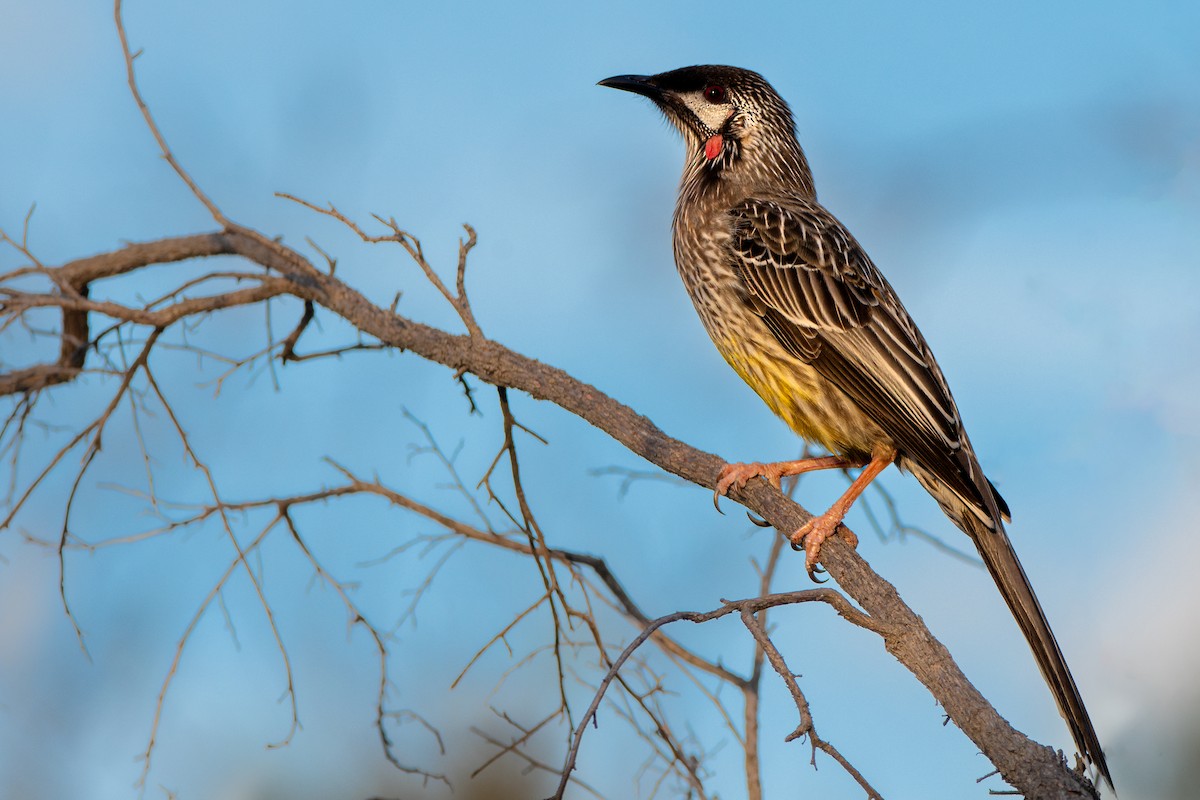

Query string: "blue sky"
[[2, 1, 1199, 798]]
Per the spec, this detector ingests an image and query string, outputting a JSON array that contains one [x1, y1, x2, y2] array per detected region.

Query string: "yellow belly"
[[716, 333, 883, 458]]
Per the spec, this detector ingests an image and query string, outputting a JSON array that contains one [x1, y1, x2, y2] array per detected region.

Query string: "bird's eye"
[[703, 85, 727, 103]]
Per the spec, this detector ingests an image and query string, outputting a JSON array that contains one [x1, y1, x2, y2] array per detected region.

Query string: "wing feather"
[[730, 196, 1001, 521]]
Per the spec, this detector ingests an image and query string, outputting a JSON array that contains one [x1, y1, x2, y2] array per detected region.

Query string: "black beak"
[[598, 74, 662, 101]]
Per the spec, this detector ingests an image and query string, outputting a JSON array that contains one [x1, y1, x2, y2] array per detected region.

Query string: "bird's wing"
[[729, 196, 1004, 524]]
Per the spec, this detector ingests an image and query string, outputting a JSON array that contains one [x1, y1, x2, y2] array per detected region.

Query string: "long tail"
[[956, 506, 1113, 790]]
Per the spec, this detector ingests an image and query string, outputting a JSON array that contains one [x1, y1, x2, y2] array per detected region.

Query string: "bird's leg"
[[714, 454, 867, 510], [791, 444, 896, 580]]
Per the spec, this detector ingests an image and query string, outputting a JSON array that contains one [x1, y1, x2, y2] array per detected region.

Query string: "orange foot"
[[713, 455, 860, 512], [790, 511, 860, 581], [714, 444, 897, 581]]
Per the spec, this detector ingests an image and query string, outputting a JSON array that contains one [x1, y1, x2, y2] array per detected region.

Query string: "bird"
[[599, 65, 1111, 790]]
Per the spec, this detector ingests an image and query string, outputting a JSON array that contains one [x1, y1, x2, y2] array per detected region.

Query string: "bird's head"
[[599, 65, 812, 194]]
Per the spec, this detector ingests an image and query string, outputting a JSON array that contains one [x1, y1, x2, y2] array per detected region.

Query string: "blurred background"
[[2, 1, 1198, 798]]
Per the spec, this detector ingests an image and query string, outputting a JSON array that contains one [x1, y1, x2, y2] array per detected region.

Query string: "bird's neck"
[[678, 133, 816, 209]]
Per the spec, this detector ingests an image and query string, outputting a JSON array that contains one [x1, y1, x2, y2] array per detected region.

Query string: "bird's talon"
[[714, 462, 768, 514], [746, 511, 770, 527], [788, 512, 851, 580]]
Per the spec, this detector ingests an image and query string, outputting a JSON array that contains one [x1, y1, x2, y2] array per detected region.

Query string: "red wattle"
[[705, 135, 723, 160]]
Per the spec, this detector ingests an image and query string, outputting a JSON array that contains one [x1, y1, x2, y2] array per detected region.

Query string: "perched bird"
[[600, 65, 1111, 789]]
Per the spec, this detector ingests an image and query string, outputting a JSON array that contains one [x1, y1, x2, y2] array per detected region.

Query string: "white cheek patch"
[[679, 92, 734, 133]]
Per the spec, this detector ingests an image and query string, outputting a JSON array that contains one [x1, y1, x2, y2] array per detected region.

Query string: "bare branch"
[[738, 608, 882, 799], [550, 590, 883, 800], [137, 516, 281, 788], [276, 193, 483, 338], [114, 0, 230, 227], [280, 512, 450, 787]]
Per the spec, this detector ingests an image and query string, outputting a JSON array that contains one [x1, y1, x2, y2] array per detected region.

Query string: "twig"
[[275, 193, 484, 338], [738, 608, 883, 799], [549, 590, 883, 800], [114, 0, 229, 227]]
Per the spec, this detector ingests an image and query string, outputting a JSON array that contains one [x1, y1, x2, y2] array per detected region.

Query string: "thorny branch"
[[0, 3, 1102, 800]]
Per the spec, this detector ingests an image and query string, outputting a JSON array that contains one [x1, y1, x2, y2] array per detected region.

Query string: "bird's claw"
[[713, 461, 779, 513], [789, 512, 859, 582], [791, 541, 828, 582]]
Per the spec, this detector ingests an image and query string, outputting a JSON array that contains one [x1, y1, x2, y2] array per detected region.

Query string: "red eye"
[[703, 85, 726, 103]]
